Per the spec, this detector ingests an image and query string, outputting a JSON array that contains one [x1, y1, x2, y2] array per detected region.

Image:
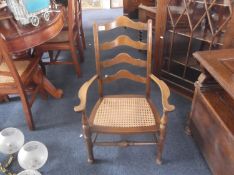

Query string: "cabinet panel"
[[191, 89, 234, 175], [156, 0, 233, 97]]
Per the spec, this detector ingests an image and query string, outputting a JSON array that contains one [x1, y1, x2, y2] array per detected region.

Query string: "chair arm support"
[[150, 74, 175, 112], [74, 75, 98, 112]]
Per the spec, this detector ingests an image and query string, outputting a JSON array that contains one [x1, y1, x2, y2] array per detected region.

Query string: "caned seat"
[[74, 16, 175, 164], [91, 96, 157, 129], [0, 61, 30, 83]]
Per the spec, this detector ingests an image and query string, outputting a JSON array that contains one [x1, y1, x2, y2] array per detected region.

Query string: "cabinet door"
[[156, 0, 233, 97]]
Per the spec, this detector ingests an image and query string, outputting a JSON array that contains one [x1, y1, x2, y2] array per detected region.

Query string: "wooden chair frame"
[[0, 35, 44, 130], [76, 0, 86, 51], [74, 16, 175, 164], [39, 0, 82, 76]]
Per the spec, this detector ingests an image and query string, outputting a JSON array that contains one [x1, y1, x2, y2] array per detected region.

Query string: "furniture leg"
[[39, 60, 46, 75], [70, 44, 81, 77], [156, 114, 168, 165], [80, 25, 86, 50], [82, 118, 94, 163], [19, 91, 35, 130], [32, 68, 63, 99], [76, 29, 84, 62]]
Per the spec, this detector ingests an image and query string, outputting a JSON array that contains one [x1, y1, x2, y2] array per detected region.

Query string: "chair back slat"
[[93, 17, 152, 96], [103, 69, 146, 84], [98, 16, 148, 31], [100, 35, 147, 51], [101, 53, 147, 68]]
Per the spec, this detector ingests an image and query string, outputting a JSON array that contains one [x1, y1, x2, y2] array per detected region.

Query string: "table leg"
[[33, 69, 63, 99]]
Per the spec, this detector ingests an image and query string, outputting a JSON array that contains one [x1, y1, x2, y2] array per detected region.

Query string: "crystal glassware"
[[18, 141, 48, 170], [17, 169, 42, 175], [0, 127, 25, 154]]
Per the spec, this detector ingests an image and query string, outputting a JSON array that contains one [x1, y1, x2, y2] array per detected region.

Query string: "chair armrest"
[[150, 74, 175, 112], [74, 75, 98, 112]]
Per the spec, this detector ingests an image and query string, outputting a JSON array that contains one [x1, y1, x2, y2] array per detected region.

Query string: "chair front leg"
[[19, 91, 35, 130], [82, 115, 94, 163], [156, 112, 168, 165]]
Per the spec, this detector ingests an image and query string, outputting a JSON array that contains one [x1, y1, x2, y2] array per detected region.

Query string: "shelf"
[[168, 28, 224, 46], [164, 56, 200, 71]]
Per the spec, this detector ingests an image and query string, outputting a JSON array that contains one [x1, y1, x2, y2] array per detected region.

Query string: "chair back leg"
[[76, 28, 84, 62], [70, 43, 81, 77], [80, 25, 86, 50]]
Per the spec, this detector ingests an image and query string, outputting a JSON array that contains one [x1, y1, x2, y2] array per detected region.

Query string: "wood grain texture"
[[103, 69, 146, 84], [99, 16, 148, 31], [193, 49, 234, 99], [100, 35, 147, 50], [189, 49, 234, 175], [74, 75, 98, 112], [101, 53, 147, 68], [150, 74, 175, 112]]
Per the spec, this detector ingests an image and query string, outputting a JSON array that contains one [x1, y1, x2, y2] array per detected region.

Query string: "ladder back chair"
[[0, 35, 44, 130], [39, 0, 82, 76], [74, 16, 175, 164]]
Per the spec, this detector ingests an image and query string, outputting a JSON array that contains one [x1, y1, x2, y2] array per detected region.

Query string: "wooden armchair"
[[38, 0, 82, 76], [74, 16, 175, 164], [0, 35, 44, 130]]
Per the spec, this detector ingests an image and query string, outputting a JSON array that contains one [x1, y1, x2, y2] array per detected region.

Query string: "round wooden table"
[[0, 7, 64, 98]]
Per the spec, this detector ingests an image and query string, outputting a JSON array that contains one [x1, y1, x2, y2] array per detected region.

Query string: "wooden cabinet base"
[[189, 85, 234, 175], [189, 49, 234, 175]]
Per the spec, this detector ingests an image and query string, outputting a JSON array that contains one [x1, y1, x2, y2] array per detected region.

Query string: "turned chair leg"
[[83, 124, 94, 163], [76, 30, 84, 63], [19, 93, 35, 130], [156, 124, 167, 165], [70, 44, 81, 77]]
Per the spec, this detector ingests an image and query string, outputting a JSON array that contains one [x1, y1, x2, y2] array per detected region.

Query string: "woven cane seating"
[[74, 16, 175, 164], [92, 96, 156, 128], [0, 61, 30, 83]]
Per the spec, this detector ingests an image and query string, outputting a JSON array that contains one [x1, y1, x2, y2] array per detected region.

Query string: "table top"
[[193, 49, 234, 99], [0, 7, 64, 53]]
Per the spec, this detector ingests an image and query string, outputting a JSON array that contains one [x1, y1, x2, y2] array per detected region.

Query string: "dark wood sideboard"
[[123, 0, 155, 19], [138, 4, 156, 29], [188, 49, 234, 175]]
